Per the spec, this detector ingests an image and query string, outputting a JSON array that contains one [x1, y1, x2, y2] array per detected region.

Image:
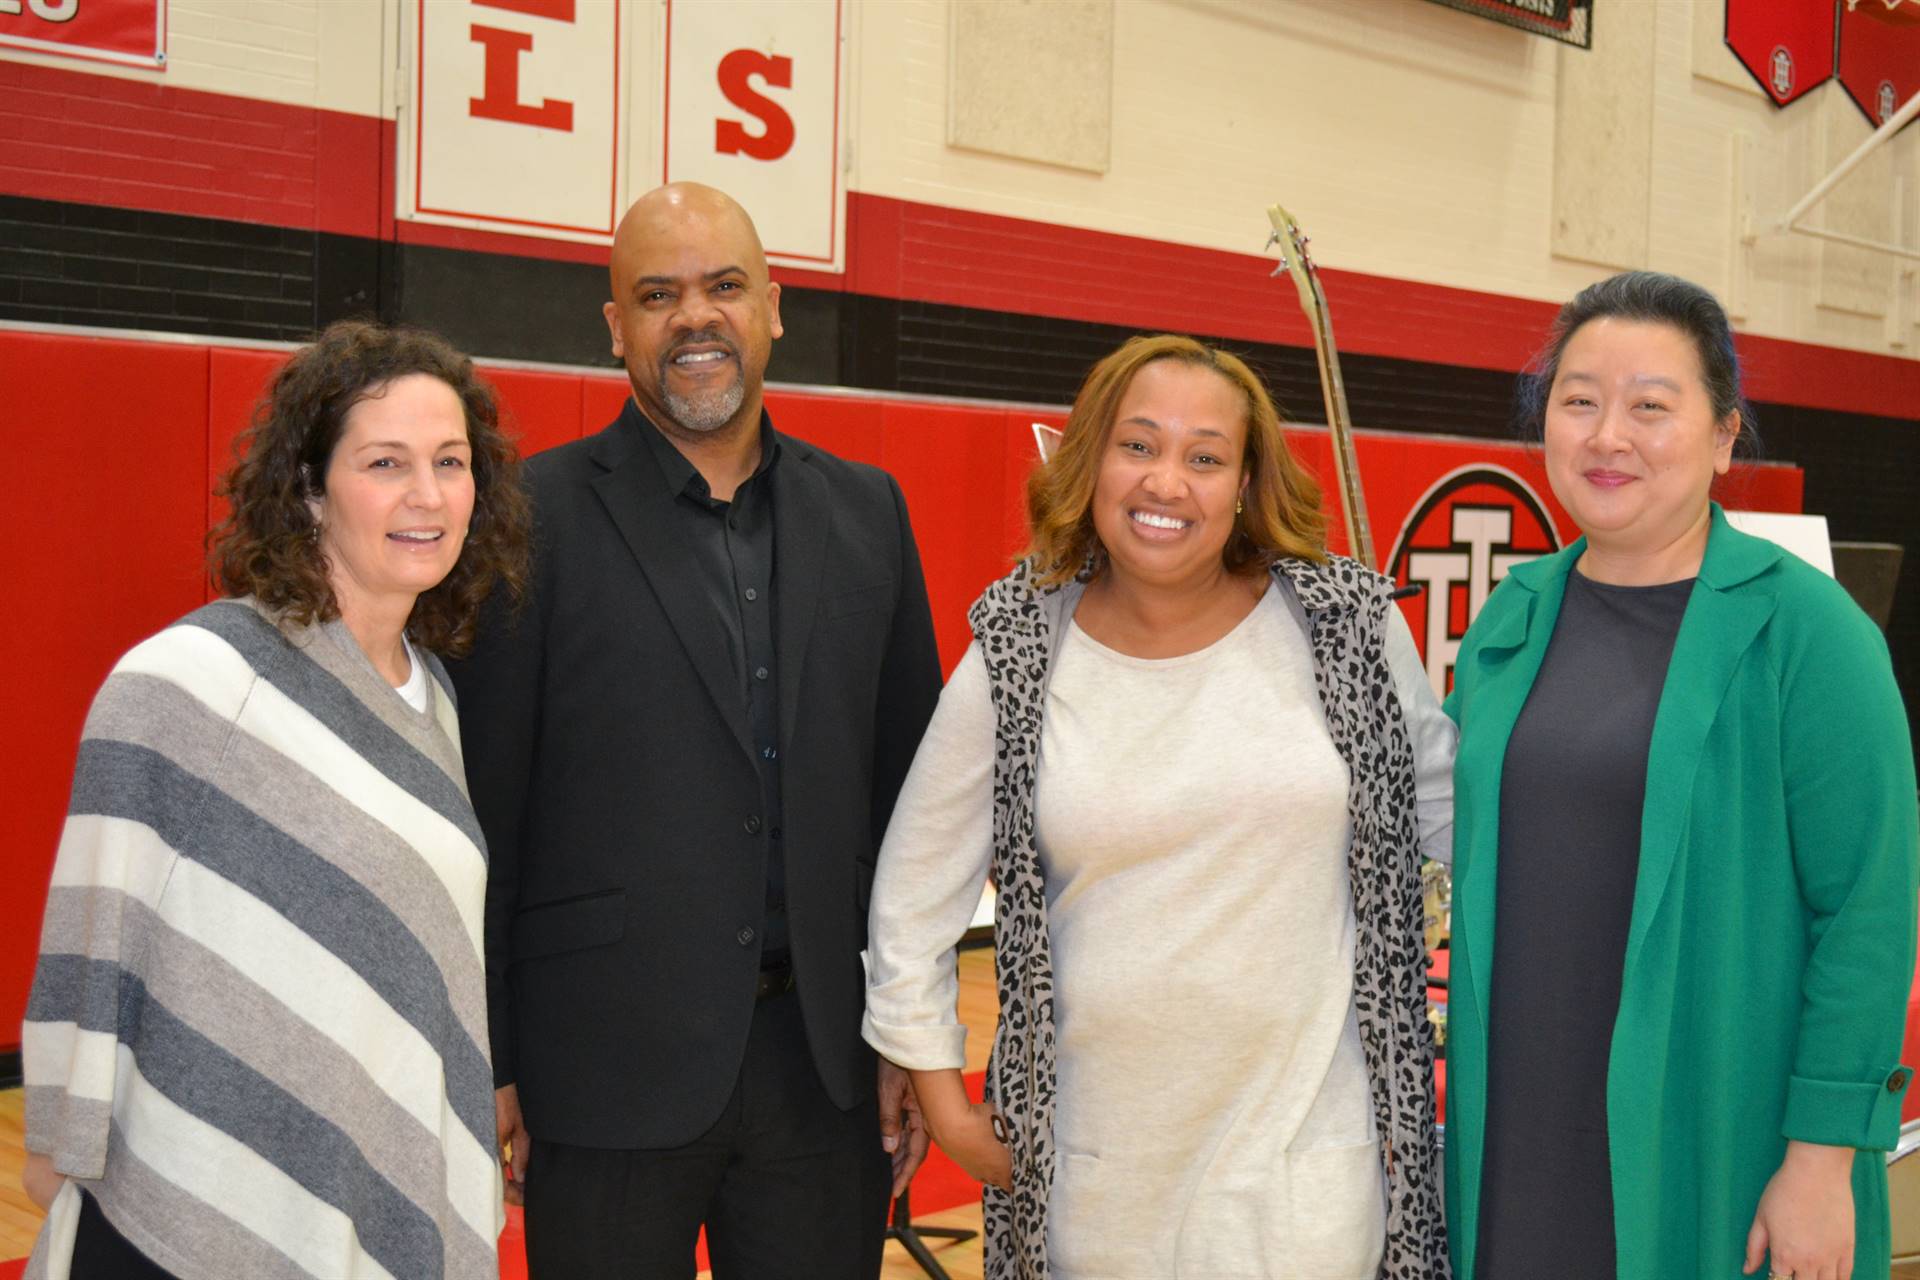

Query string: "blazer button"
[[736, 926, 755, 946], [744, 815, 762, 835], [1889, 1068, 1910, 1093]]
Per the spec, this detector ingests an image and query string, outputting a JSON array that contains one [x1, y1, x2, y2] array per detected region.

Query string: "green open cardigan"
[[1444, 505, 1917, 1279]]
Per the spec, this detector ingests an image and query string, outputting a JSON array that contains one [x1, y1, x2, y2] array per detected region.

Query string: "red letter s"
[[715, 49, 795, 161]]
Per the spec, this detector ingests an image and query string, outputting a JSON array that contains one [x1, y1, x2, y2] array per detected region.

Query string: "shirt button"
[[1889, 1069, 1910, 1093], [744, 815, 762, 835], [754, 666, 769, 681], [744, 587, 758, 602], [736, 926, 755, 946], [728, 518, 738, 530], [761, 746, 778, 760], [771, 826, 783, 840]]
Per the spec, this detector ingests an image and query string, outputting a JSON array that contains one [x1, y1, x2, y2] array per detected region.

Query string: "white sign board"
[[1724, 510, 1835, 577], [662, 0, 844, 270], [409, 0, 624, 242]]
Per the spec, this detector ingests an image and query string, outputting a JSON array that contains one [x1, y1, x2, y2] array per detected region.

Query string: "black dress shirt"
[[634, 411, 789, 962]]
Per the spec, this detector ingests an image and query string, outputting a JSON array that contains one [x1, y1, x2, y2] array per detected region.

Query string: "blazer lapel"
[[588, 420, 756, 762], [1455, 546, 1574, 1025], [1626, 509, 1780, 966], [771, 440, 831, 750]]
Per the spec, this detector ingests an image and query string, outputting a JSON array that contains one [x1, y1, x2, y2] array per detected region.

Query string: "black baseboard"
[[0, 1050, 20, 1090]]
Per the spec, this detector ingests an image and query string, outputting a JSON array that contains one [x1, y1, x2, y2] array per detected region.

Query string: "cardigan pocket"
[[509, 888, 626, 961], [1046, 1150, 1110, 1274], [1278, 1138, 1388, 1278]]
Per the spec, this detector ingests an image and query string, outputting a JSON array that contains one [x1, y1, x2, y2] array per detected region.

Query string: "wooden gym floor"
[[0, 947, 1002, 1278], [0, 947, 1911, 1280]]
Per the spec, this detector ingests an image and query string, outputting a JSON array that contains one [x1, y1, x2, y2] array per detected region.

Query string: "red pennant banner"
[[1838, 1, 1920, 125], [1726, 0, 1838, 107]]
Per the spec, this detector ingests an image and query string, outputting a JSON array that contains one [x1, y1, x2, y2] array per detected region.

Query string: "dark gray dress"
[[1475, 568, 1694, 1279]]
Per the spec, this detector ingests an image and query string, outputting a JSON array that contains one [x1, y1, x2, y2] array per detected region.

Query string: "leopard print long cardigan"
[[967, 555, 1450, 1280]]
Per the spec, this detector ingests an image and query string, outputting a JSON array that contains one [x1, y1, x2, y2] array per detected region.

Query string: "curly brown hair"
[[209, 320, 531, 657], [1024, 334, 1326, 589]]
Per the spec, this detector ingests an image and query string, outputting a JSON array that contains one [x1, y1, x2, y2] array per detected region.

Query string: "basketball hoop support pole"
[[1773, 86, 1920, 261]]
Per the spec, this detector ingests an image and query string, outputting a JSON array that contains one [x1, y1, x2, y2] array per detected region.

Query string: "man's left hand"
[[878, 1057, 931, 1199]]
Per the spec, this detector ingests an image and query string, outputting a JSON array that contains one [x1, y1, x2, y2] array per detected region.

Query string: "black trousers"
[[70, 1191, 179, 1280], [523, 987, 891, 1279]]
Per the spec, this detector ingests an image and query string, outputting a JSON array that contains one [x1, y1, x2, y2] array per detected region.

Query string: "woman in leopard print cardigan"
[[864, 336, 1454, 1278]]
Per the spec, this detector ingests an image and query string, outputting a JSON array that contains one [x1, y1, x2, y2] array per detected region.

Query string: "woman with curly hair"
[[18, 320, 530, 1280], [863, 334, 1456, 1278]]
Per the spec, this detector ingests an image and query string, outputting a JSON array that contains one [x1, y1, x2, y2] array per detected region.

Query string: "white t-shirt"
[[393, 636, 430, 714]]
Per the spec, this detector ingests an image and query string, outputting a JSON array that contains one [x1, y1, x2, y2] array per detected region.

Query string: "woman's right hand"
[[22, 1151, 65, 1212], [906, 1066, 1013, 1191]]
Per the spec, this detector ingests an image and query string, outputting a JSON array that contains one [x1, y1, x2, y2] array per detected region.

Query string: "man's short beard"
[[661, 376, 745, 433], [657, 333, 747, 433]]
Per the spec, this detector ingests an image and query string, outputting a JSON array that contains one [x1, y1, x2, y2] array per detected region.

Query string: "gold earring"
[[1235, 498, 1245, 515]]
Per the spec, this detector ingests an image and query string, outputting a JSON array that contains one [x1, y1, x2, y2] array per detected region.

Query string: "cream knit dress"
[[865, 589, 1454, 1279]]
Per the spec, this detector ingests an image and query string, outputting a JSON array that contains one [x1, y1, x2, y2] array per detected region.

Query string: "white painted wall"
[[851, 0, 1920, 362]]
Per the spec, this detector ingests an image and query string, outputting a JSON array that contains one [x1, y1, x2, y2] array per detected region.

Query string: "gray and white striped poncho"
[[23, 598, 501, 1279]]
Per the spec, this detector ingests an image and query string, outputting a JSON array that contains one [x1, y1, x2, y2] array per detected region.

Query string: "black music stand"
[[1830, 541, 1904, 633], [887, 1186, 978, 1279]]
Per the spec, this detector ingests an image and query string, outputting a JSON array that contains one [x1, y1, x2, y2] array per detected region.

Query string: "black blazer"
[[450, 403, 942, 1148]]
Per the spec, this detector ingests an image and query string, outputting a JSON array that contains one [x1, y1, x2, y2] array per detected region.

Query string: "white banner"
[[662, 0, 844, 271], [408, 0, 623, 241]]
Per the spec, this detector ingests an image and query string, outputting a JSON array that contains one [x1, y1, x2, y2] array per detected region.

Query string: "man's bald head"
[[601, 183, 783, 441], [608, 183, 770, 297]]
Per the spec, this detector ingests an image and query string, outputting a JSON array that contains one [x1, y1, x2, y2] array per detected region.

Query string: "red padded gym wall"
[[0, 330, 212, 1041], [482, 368, 589, 459], [205, 348, 292, 555]]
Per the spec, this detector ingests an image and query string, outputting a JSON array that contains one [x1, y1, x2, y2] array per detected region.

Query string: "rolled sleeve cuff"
[[1781, 1063, 1912, 1152], [861, 1015, 967, 1073]]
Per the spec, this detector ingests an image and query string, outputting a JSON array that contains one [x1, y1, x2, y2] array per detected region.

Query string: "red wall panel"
[[205, 348, 288, 573], [764, 390, 886, 468], [581, 377, 632, 436], [876, 401, 1011, 669], [0, 331, 211, 1041], [481, 368, 585, 458], [0, 60, 324, 231]]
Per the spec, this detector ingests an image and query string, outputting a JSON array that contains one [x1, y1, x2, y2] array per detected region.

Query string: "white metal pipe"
[[1787, 222, 1920, 263], [1780, 86, 1920, 231]]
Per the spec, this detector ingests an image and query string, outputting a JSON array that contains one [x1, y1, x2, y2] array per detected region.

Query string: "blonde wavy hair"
[[1023, 334, 1326, 589]]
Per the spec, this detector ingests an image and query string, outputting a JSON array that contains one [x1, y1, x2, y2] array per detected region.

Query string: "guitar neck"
[[1305, 293, 1374, 567]]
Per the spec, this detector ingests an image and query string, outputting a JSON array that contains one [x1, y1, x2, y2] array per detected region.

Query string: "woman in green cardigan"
[[1445, 271, 1917, 1280]]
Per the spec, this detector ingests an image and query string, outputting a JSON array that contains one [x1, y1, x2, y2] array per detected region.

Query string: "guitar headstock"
[[1265, 202, 1325, 320], [1031, 421, 1064, 463]]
